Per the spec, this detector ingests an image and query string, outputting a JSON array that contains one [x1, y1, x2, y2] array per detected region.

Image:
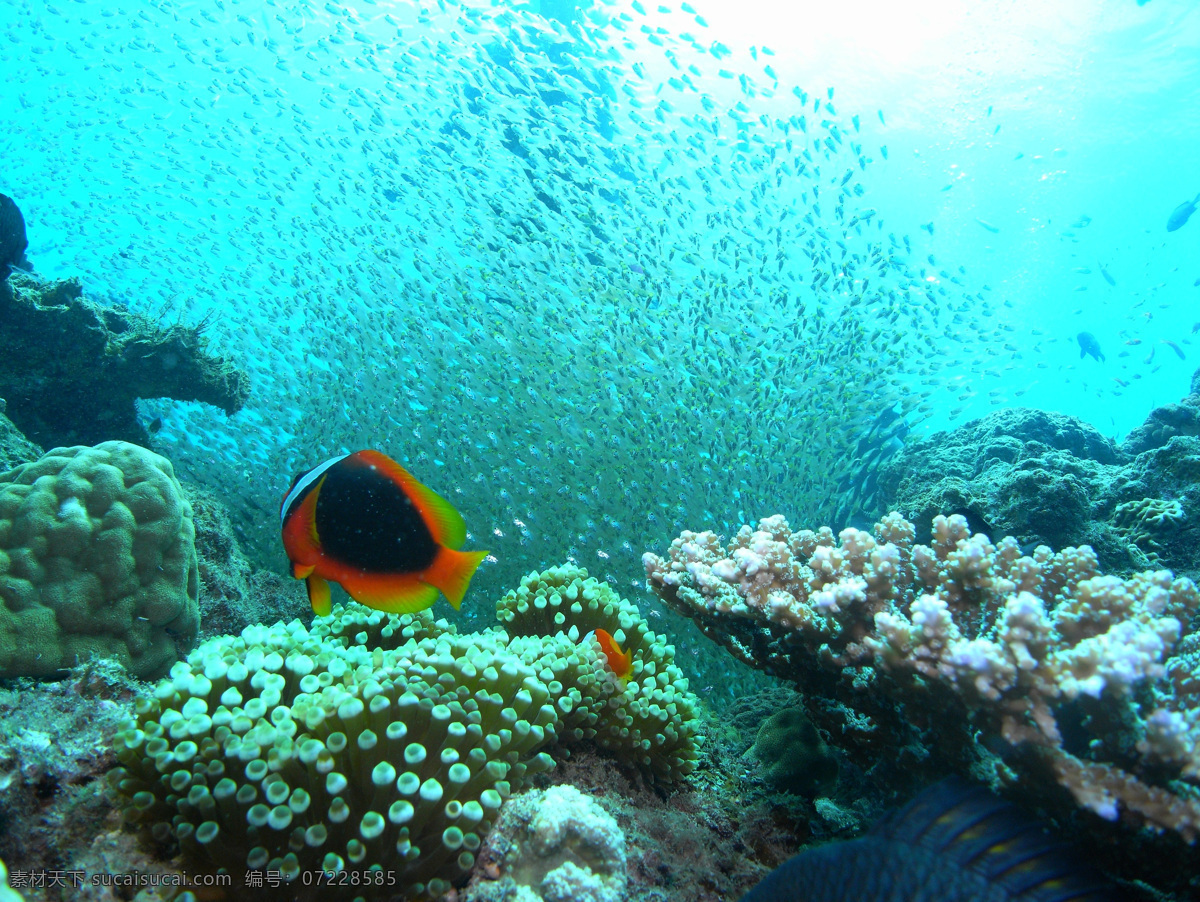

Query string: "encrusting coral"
[[750, 707, 838, 798], [644, 512, 1200, 841], [112, 567, 697, 900], [0, 441, 199, 679], [1111, 497, 1186, 566], [466, 784, 627, 902]]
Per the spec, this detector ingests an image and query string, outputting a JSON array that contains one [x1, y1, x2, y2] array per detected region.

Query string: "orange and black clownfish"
[[280, 450, 488, 617]]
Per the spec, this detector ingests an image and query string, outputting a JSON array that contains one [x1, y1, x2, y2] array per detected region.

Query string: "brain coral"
[[0, 441, 199, 678], [113, 571, 697, 901]]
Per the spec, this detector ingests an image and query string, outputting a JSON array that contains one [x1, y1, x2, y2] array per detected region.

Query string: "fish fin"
[[281, 474, 326, 563], [356, 450, 468, 548], [610, 646, 633, 684], [874, 779, 1114, 901], [360, 578, 441, 614], [421, 547, 488, 610], [333, 568, 441, 614], [307, 574, 332, 617], [296, 473, 325, 548], [293, 562, 315, 579]]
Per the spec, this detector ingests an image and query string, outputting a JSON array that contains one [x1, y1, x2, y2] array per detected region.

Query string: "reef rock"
[[187, 482, 307, 638], [876, 407, 1120, 552], [0, 412, 41, 473], [0, 272, 248, 449], [0, 660, 137, 879], [876, 372, 1200, 581]]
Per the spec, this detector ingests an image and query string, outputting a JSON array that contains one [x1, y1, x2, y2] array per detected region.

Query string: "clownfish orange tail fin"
[[422, 547, 488, 610]]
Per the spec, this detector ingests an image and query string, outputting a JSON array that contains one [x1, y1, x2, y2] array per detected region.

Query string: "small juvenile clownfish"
[[589, 628, 633, 683], [280, 450, 488, 617]]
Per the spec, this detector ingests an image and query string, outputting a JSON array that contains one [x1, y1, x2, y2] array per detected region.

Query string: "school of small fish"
[[0, 0, 1190, 606]]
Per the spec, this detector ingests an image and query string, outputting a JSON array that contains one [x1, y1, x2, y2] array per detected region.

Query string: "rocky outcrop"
[[0, 273, 248, 448], [877, 373, 1200, 581]]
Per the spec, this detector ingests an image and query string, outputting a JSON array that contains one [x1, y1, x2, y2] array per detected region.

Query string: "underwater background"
[[2, 0, 1200, 899]]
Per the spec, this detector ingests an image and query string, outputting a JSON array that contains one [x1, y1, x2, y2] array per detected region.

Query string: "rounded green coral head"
[[0, 441, 199, 679], [752, 707, 838, 798]]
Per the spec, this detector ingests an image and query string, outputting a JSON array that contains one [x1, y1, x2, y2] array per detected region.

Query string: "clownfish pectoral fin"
[[356, 450, 469, 548], [293, 562, 315, 580], [306, 574, 332, 617], [421, 547, 489, 610]]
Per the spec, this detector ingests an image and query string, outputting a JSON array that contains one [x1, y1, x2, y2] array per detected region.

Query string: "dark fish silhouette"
[[1077, 331, 1105, 362], [740, 779, 1113, 902], [0, 193, 29, 279], [1167, 193, 1200, 232]]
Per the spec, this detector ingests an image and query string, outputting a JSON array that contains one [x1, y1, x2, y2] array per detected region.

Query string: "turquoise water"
[[1, 0, 1198, 634]]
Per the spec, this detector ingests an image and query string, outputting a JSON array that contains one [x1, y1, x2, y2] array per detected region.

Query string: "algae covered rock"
[[0, 412, 41, 473], [875, 407, 1121, 552], [751, 707, 838, 798], [0, 272, 248, 449], [0, 441, 199, 678], [875, 373, 1200, 581]]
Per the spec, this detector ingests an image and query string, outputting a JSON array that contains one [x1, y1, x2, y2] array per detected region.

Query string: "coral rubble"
[[0, 273, 248, 449], [466, 784, 626, 902], [0, 660, 137, 892]]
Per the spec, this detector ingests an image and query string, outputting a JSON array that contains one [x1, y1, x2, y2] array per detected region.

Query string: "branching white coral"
[[646, 511, 1200, 839]]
